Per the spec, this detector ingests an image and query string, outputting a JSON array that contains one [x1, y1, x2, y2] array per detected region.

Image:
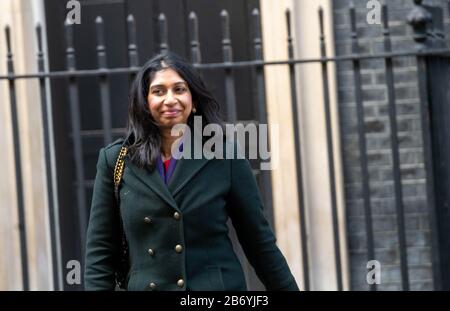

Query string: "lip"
[[162, 109, 181, 117]]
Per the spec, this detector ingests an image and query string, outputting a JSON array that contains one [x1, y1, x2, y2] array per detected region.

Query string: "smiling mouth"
[[162, 110, 181, 117]]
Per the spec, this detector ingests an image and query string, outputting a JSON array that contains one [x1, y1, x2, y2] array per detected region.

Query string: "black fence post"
[[251, 8, 274, 231], [382, 5, 410, 291], [349, 2, 376, 291], [65, 19, 88, 261], [318, 7, 343, 291], [36, 23, 63, 291], [285, 8, 310, 291], [4, 25, 30, 291]]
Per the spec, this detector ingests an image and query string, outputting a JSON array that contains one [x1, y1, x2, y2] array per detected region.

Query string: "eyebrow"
[[150, 81, 187, 88]]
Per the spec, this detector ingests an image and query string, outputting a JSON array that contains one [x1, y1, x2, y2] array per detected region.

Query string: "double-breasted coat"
[[84, 138, 299, 291]]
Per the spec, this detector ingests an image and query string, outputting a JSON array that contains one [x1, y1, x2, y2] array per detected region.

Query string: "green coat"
[[84, 138, 299, 291]]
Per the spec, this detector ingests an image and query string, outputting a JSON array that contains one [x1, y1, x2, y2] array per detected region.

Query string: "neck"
[[160, 128, 181, 160]]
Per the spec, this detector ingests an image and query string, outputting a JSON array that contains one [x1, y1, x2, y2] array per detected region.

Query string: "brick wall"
[[332, 0, 450, 290]]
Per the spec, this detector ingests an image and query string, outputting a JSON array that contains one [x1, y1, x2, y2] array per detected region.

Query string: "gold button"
[[144, 217, 152, 224], [149, 282, 156, 290], [177, 279, 184, 287], [148, 248, 155, 256], [173, 212, 181, 220], [175, 244, 183, 253]]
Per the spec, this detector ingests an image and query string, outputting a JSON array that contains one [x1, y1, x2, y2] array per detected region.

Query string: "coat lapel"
[[124, 156, 180, 211], [123, 131, 211, 208], [167, 156, 209, 197], [168, 130, 211, 197]]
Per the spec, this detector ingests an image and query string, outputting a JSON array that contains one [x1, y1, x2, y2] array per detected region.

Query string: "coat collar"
[[124, 157, 180, 210], [123, 131, 210, 210]]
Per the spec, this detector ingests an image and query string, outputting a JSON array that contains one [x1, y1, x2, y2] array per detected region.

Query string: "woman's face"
[[147, 68, 193, 130]]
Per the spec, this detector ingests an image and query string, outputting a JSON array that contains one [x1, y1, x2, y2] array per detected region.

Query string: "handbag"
[[113, 144, 130, 290]]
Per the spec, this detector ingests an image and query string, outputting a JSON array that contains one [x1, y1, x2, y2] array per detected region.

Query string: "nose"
[[163, 90, 177, 105]]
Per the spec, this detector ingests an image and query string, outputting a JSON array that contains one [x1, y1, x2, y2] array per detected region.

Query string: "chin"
[[161, 118, 188, 129]]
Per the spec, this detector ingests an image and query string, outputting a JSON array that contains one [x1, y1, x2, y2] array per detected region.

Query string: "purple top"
[[156, 156, 177, 185], [156, 141, 184, 185]]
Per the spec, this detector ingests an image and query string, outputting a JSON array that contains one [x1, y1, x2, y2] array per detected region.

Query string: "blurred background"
[[1, 0, 450, 291]]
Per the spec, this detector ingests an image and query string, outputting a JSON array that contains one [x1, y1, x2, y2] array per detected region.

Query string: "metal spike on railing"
[[189, 11, 201, 64], [127, 14, 139, 67], [318, 6, 329, 58], [349, 2, 359, 54], [158, 13, 169, 53], [382, 4, 390, 37], [95, 16, 107, 69], [220, 9, 236, 122], [64, 19, 76, 70], [286, 8, 294, 58], [5, 25, 11, 54], [252, 8, 262, 61], [382, 4, 393, 52], [5, 25, 14, 73], [318, 6, 325, 43], [35, 24, 45, 71], [36, 23, 44, 60], [221, 10, 232, 63], [35, 23, 45, 72], [349, 1, 357, 36], [286, 8, 292, 39], [95, 16, 113, 144], [349, 0, 355, 11]]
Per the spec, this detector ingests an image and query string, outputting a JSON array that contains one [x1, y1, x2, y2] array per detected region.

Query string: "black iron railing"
[[1, 0, 450, 291]]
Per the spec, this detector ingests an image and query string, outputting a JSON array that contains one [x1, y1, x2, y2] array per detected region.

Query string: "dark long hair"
[[125, 51, 223, 170]]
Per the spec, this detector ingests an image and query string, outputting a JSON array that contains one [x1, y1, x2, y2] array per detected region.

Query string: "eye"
[[151, 88, 165, 96], [175, 87, 187, 93]]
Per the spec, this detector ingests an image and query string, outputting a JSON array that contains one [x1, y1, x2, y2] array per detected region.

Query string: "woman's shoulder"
[[100, 138, 125, 166], [104, 138, 125, 151]]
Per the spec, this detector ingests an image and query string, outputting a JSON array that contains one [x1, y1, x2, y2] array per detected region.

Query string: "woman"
[[84, 51, 299, 291]]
